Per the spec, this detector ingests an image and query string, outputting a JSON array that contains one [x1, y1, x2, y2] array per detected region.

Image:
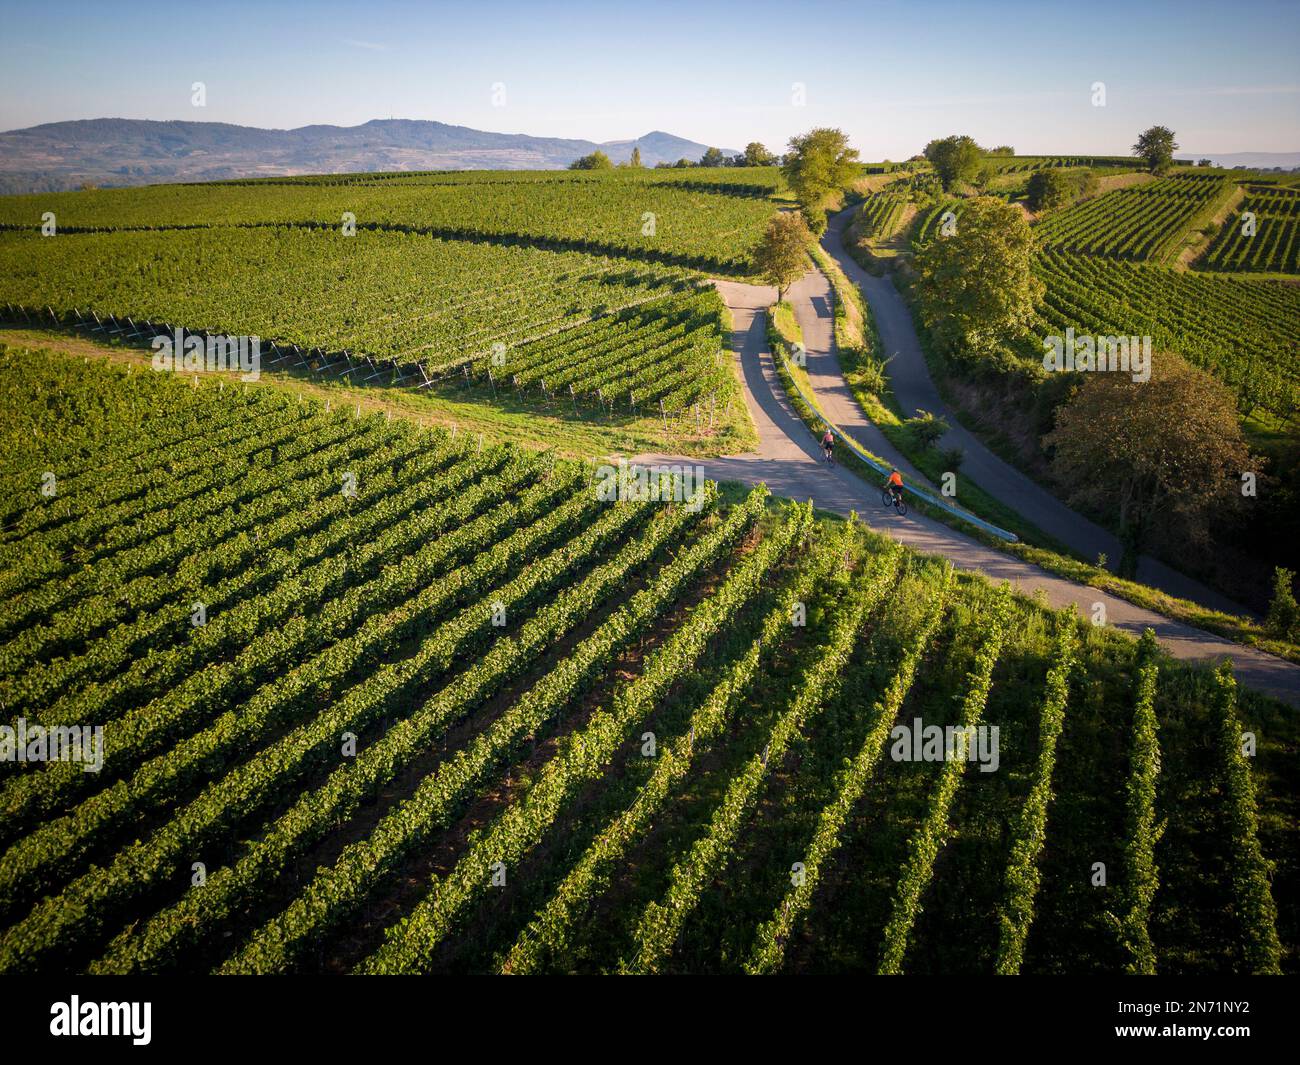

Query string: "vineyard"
[[983, 155, 1140, 175], [853, 192, 910, 242], [1033, 175, 1234, 262], [0, 166, 783, 443], [912, 200, 964, 247], [1200, 185, 1300, 273], [0, 345, 1293, 975], [0, 170, 777, 272], [1030, 250, 1300, 421]]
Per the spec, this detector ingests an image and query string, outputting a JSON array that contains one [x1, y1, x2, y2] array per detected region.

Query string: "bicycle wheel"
[[895, 497, 908, 517], [881, 488, 894, 508]]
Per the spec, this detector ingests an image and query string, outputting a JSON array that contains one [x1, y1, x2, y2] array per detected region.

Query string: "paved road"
[[823, 205, 1250, 617], [632, 276, 1300, 707]]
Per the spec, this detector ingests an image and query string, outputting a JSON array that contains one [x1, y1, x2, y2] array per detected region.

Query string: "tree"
[[923, 135, 982, 190], [743, 141, 777, 167], [1026, 168, 1076, 211], [912, 196, 1042, 363], [1043, 355, 1252, 577], [906, 409, 949, 449], [782, 128, 860, 222], [1266, 567, 1299, 639], [988, 145, 1015, 155], [1197, 158, 1214, 167], [629, 146, 643, 168], [753, 212, 811, 302], [699, 146, 726, 168], [1132, 126, 1179, 173], [673, 158, 692, 168], [569, 150, 613, 171]]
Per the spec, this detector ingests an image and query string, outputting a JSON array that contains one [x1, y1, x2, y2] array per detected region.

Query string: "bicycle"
[[881, 484, 908, 516]]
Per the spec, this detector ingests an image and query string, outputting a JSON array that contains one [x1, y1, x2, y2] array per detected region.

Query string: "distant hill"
[[0, 118, 738, 193]]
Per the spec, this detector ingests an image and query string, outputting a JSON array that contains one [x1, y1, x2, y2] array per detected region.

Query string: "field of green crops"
[[0, 346, 1293, 974], [984, 155, 1140, 175], [1030, 251, 1300, 421], [0, 167, 779, 271], [0, 167, 780, 433], [1200, 185, 1300, 273], [1034, 174, 1233, 263]]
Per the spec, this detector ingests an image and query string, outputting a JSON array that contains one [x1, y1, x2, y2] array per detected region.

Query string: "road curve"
[[823, 205, 1250, 617], [631, 275, 1300, 707]]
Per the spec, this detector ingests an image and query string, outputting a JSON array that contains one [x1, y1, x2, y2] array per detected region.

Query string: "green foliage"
[[356, 488, 793, 972], [1133, 125, 1179, 173], [505, 527, 843, 975], [1110, 631, 1163, 975], [923, 134, 982, 191], [743, 141, 778, 167], [1202, 186, 1300, 273], [904, 408, 948, 449], [782, 127, 860, 215], [699, 147, 726, 168], [1026, 168, 1080, 212], [1209, 663, 1283, 974], [877, 583, 1014, 973], [994, 616, 1076, 974], [0, 170, 778, 271], [1043, 355, 1252, 573], [627, 543, 905, 973], [569, 149, 614, 170], [746, 560, 954, 974], [1033, 251, 1300, 421], [912, 196, 1043, 363], [1266, 567, 1299, 640], [753, 211, 812, 300], [1035, 175, 1232, 262]]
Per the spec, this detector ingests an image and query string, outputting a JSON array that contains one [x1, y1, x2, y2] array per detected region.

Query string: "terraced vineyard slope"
[[0, 345, 1294, 975]]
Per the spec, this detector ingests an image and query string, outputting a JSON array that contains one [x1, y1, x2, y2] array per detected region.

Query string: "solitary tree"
[[700, 146, 726, 167], [753, 211, 811, 302], [912, 196, 1042, 363], [1133, 126, 1179, 173], [629, 146, 643, 168], [1266, 567, 1299, 640], [569, 150, 613, 171], [1043, 355, 1252, 577], [923, 135, 982, 190], [743, 141, 778, 167], [782, 128, 860, 229]]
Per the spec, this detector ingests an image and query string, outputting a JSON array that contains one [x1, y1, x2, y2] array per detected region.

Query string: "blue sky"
[[2, 0, 1297, 157]]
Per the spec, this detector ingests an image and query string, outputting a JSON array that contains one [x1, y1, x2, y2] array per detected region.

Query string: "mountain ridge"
[[0, 118, 739, 194]]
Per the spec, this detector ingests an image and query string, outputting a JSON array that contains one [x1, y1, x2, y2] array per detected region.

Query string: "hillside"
[[0, 118, 738, 193], [0, 345, 1292, 975]]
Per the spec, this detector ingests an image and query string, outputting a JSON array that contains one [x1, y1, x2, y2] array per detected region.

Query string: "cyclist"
[[886, 467, 904, 505], [821, 427, 835, 464]]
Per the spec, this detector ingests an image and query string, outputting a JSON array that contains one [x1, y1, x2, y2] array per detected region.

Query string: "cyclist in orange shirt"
[[886, 468, 904, 504]]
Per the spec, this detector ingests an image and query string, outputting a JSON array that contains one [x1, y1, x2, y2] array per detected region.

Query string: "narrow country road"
[[823, 205, 1249, 617], [631, 272, 1300, 708]]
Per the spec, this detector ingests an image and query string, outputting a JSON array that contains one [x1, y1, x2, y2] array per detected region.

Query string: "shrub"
[[905, 408, 949, 449], [939, 446, 964, 472], [1265, 567, 1299, 639]]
